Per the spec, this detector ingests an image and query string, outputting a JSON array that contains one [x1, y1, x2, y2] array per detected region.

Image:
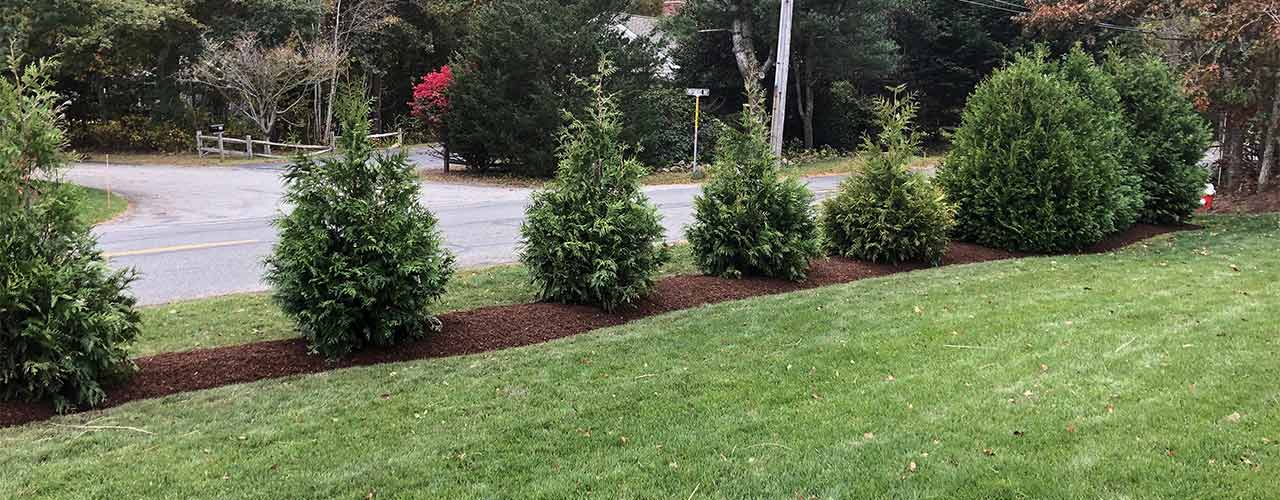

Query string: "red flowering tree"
[[409, 65, 453, 137]]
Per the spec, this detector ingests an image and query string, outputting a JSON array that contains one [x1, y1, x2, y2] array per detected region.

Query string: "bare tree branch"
[[185, 34, 342, 138]]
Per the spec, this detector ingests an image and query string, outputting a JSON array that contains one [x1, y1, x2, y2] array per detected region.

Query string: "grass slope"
[[2, 215, 1277, 498], [59, 183, 127, 226]]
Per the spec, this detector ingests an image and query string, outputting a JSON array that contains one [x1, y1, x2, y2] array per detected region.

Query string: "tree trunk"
[[729, 0, 761, 82], [792, 60, 815, 149], [1257, 77, 1280, 191], [792, 44, 816, 150], [323, 0, 343, 146], [803, 81, 814, 149], [372, 72, 384, 132], [1221, 112, 1246, 191]]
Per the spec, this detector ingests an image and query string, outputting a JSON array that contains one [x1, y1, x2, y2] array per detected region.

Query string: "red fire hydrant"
[[1200, 183, 1215, 211]]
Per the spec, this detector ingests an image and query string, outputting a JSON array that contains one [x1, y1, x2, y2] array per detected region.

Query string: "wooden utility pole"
[[769, 0, 795, 161]]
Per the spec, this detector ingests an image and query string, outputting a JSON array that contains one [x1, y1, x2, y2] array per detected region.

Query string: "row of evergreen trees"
[[3, 46, 1210, 411], [520, 63, 952, 312]]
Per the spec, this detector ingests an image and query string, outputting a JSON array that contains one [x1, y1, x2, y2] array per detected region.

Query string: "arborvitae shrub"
[[1104, 51, 1212, 224], [519, 64, 669, 311], [686, 81, 821, 280], [1, 59, 141, 412], [937, 52, 1137, 253], [266, 85, 455, 359], [820, 87, 955, 265], [1054, 47, 1144, 231]]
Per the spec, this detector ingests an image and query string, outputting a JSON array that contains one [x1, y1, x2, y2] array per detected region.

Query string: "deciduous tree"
[[187, 34, 341, 140]]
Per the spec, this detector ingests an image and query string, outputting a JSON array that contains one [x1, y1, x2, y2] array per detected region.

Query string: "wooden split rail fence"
[[196, 130, 403, 160]]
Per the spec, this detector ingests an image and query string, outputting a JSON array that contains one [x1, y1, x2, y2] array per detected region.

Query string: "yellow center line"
[[103, 239, 261, 259]]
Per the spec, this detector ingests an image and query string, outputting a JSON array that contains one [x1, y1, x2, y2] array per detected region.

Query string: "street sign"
[[686, 89, 710, 174]]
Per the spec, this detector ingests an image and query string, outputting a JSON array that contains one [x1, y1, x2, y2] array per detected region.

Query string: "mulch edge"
[[0, 224, 1192, 428]]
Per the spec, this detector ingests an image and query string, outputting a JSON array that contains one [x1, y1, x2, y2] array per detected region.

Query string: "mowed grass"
[[59, 183, 128, 226], [2, 215, 1277, 498], [133, 245, 699, 356]]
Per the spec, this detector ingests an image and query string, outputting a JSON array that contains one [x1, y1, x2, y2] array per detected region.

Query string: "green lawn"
[[61, 183, 127, 226], [132, 245, 699, 356], [2, 215, 1277, 498]]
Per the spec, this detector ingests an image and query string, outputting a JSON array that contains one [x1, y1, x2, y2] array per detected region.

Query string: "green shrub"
[[937, 52, 1138, 253], [686, 82, 821, 280], [66, 115, 189, 152], [520, 64, 669, 310], [265, 86, 455, 359], [1054, 46, 1144, 230], [1, 58, 140, 412], [1104, 51, 1212, 224], [820, 87, 954, 265]]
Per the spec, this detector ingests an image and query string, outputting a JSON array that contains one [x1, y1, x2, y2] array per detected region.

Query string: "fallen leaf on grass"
[[1230, 265, 1241, 272], [1224, 412, 1243, 423], [982, 448, 995, 456], [863, 432, 874, 440], [1066, 423, 1077, 433], [884, 374, 896, 382]]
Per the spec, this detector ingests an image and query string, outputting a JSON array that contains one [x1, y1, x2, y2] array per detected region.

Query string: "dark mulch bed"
[[0, 224, 1188, 428], [1211, 189, 1280, 214]]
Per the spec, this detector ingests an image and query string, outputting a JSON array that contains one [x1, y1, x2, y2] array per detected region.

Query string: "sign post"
[[686, 88, 710, 172]]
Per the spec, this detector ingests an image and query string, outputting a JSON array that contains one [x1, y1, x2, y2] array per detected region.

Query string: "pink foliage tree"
[[409, 65, 452, 135]]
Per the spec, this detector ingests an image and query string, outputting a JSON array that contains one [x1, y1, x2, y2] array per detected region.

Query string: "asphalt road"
[[66, 162, 847, 305]]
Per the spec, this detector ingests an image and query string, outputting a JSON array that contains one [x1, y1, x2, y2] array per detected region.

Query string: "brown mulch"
[[1210, 189, 1280, 214], [0, 224, 1187, 428]]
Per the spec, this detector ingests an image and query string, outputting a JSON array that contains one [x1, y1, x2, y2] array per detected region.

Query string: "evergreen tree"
[[266, 85, 455, 359], [686, 80, 821, 280], [520, 62, 670, 311], [1, 57, 140, 412], [820, 86, 955, 264]]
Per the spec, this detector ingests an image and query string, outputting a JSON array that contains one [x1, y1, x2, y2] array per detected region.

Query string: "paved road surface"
[[66, 163, 847, 305]]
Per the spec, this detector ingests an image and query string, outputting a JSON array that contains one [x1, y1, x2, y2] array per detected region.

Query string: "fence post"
[[196, 132, 203, 157], [246, 135, 253, 159], [217, 132, 225, 161]]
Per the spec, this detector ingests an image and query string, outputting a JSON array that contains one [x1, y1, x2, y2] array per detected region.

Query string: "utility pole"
[[769, 0, 795, 162]]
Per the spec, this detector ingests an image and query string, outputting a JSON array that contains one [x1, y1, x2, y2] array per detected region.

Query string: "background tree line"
[[2, 0, 1276, 192]]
